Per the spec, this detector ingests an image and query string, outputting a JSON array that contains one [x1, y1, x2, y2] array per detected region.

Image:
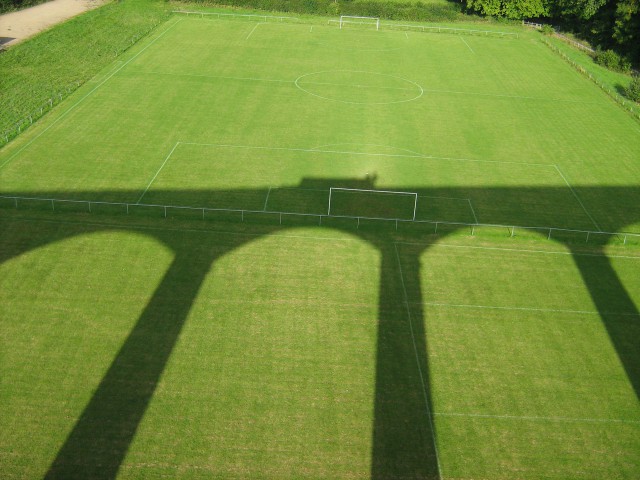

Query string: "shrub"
[[540, 24, 554, 35], [626, 75, 640, 103], [595, 48, 632, 73]]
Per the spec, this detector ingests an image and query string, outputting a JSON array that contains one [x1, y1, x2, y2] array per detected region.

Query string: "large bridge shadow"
[[0, 179, 639, 479]]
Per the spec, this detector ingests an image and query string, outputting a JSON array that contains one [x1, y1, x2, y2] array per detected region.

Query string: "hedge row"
[[179, 0, 462, 22], [0, 0, 50, 14]]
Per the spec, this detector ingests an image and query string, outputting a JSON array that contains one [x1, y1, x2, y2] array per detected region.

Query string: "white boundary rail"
[[328, 20, 518, 38], [173, 10, 517, 38], [2, 194, 639, 245], [172, 10, 297, 22], [522, 21, 543, 29]]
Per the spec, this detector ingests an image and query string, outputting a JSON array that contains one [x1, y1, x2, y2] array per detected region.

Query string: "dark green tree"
[[613, 0, 640, 63], [464, 0, 550, 19], [552, 0, 608, 19]]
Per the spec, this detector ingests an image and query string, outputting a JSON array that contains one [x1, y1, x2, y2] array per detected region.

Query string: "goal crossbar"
[[339, 15, 380, 30], [328, 187, 418, 220]]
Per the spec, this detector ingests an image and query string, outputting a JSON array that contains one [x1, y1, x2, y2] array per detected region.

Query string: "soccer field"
[[0, 12, 639, 480], [1, 15, 640, 232]]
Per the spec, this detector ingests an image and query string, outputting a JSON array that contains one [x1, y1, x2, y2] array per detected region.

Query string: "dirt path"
[[0, 0, 104, 48]]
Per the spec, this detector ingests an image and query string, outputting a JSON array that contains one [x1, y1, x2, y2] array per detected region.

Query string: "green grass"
[[0, 216, 389, 479], [1, 213, 639, 478], [398, 240, 640, 479], [1, 16, 639, 232], [1, 11, 640, 479]]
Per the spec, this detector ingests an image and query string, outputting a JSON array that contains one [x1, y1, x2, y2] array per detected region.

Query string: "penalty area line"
[[263, 186, 272, 211], [394, 243, 443, 479], [467, 198, 479, 224], [245, 22, 261, 40], [179, 141, 556, 167], [553, 165, 601, 231], [137, 142, 180, 204], [460, 36, 474, 53]]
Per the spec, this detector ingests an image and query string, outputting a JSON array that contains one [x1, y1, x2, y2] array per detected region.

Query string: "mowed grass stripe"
[[0, 219, 400, 478], [393, 241, 640, 478]]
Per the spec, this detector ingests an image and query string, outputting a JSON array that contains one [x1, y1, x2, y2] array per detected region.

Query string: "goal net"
[[328, 188, 418, 221], [339, 16, 380, 30]]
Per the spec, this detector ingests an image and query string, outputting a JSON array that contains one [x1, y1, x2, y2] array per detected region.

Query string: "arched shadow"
[[0, 180, 638, 479]]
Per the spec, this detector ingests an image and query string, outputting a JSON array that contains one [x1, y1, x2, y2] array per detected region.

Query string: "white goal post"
[[328, 187, 418, 220], [339, 15, 380, 30]]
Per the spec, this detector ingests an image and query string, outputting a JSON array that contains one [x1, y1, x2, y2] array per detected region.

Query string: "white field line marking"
[[0, 18, 183, 172], [467, 198, 479, 223], [310, 26, 313, 33], [434, 411, 640, 425], [395, 241, 640, 260], [421, 88, 599, 105], [129, 70, 591, 105], [460, 36, 474, 53], [179, 141, 555, 167], [310, 142, 426, 157], [89, 60, 124, 83], [135, 71, 292, 84], [419, 194, 471, 201], [137, 142, 180, 204], [394, 243, 443, 479], [413, 301, 640, 317], [299, 80, 418, 92], [263, 186, 272, 211], [245, 22, 261, 40], [553, 165, 601, 231]]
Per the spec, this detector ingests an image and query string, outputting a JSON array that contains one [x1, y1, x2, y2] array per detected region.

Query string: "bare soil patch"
[[0, 0, 105, 47]]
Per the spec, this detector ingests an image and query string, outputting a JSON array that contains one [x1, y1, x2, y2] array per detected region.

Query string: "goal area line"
[[328, 187, 418, 221]]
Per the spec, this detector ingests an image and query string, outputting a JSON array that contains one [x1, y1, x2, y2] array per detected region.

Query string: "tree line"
[[462, 0, 639, 66]]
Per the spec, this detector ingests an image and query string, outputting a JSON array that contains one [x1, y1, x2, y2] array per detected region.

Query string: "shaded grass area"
[[1, 211, 639, 478], [0, 214, 434, 479], [0, 0, 169, 140]]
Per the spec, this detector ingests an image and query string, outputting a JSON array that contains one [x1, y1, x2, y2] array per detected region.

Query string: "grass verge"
[[0, 0, 169, 144]]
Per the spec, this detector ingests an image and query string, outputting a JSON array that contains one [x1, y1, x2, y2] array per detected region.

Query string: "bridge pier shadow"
[[0, 182, 639, 479]]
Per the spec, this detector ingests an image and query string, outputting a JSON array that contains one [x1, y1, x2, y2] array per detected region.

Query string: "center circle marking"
[[294, 70, 424, 105]]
